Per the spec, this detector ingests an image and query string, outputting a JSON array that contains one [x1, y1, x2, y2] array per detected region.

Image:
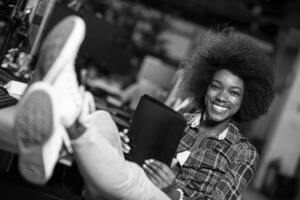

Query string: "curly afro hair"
[[182, 30, 275, 122]]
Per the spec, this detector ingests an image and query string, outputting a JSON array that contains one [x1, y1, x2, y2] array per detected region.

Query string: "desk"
[[0, 105, 18, 153], [86, 78, 122, 97]]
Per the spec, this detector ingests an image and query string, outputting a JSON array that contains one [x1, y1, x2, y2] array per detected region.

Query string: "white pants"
[[71, 110, 170, 200]]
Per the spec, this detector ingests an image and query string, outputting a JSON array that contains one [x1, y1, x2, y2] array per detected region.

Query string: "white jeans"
[[71, 110, 170, 200]]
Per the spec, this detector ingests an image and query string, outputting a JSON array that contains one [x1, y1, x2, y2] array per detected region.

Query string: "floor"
[[0, 156, 83, 200], [0, 152, 286, 200]]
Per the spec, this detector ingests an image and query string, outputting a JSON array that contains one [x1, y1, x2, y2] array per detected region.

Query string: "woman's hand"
[[119, 128, 131, 154], [143, 159, 176, 189]]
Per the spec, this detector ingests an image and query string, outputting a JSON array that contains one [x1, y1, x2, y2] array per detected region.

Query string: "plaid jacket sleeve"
[[187, 144, 258, 200], [208, 144, 259, 200], [179, 144, 259, 200]]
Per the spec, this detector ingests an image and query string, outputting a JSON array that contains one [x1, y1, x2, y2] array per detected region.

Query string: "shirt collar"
[[226, 122, 242, 144], [218, 127, 229, 140], [190, 113, 201, 128]]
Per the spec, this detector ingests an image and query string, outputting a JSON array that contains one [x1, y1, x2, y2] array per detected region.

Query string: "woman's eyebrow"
[[211, 79, 221, 84], [231, 86, 243, 91]]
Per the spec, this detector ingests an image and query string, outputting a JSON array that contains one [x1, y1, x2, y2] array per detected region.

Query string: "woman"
[[143, 30, 275, 200], [13, 19, 274, 200]]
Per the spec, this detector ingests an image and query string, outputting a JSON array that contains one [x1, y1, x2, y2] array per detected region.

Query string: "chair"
[[125, 95, 186, 166], [120, 56, 177, 110], [120, 79, 166, 110]]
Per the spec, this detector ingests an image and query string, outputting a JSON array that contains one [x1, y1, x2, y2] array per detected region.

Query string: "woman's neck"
[[199, 112, 230, 137]]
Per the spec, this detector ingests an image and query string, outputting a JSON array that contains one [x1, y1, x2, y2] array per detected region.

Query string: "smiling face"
[[203, 69, 244, 124]]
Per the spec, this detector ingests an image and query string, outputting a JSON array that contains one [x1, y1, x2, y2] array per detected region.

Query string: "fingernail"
[[142, 164, 147, 169], [145, 160, 150, 164], [124, 137, 129, 143]]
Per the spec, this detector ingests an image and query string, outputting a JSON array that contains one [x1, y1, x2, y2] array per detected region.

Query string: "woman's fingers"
[[143, 162, 167, 188], [143, 159, 176, 188], [147, 159, 175, 179], [121, 142, 131, 154], [120, 131, 130, 143], [144, 160, 169, 179], [119, 129, 131, 153]]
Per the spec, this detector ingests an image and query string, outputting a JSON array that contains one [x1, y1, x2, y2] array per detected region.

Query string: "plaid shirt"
[[172, 112, 259, 200]]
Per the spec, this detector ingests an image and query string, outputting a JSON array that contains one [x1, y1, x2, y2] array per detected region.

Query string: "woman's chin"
[[206, 113, 230, 125]]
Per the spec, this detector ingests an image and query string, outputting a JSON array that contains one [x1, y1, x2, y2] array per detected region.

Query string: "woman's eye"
[[210, 84, 219, 90], [230, 90, 241, 96]]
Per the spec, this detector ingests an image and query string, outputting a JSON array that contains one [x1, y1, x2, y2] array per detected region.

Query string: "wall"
[[254, 29, 300, 188]]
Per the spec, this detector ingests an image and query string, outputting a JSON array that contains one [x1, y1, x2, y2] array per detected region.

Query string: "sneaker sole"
[[14, 83, 58, 184], [34, 16, 85, 83], [34, 16, 85, 153]]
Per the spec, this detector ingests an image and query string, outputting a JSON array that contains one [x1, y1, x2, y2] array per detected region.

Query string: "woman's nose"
[[216, 90, 227, 102]]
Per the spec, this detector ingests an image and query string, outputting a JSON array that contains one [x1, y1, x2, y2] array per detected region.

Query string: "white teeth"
[[212, 104, 229, 112]]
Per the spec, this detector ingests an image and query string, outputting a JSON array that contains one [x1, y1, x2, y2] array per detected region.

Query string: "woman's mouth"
[[211, 103, 229, 113]]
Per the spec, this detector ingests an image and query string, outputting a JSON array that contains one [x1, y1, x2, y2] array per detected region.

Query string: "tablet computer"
[[125, 95, 186, 166]]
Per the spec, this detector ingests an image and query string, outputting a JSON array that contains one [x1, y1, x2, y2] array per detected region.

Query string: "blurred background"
[[1, 0, 300, 199]]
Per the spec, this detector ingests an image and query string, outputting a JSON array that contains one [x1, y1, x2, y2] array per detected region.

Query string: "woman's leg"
[[71, 110, 170, 200]]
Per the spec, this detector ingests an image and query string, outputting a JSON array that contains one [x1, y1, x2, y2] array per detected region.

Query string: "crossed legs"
[[10, 15, 170, 200], [70, 111, 170, 200]]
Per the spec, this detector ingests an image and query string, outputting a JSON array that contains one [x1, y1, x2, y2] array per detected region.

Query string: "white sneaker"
[[33, 15, 86, 128], [14, 82, 65, 185], [15, 15, 86, 185]]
